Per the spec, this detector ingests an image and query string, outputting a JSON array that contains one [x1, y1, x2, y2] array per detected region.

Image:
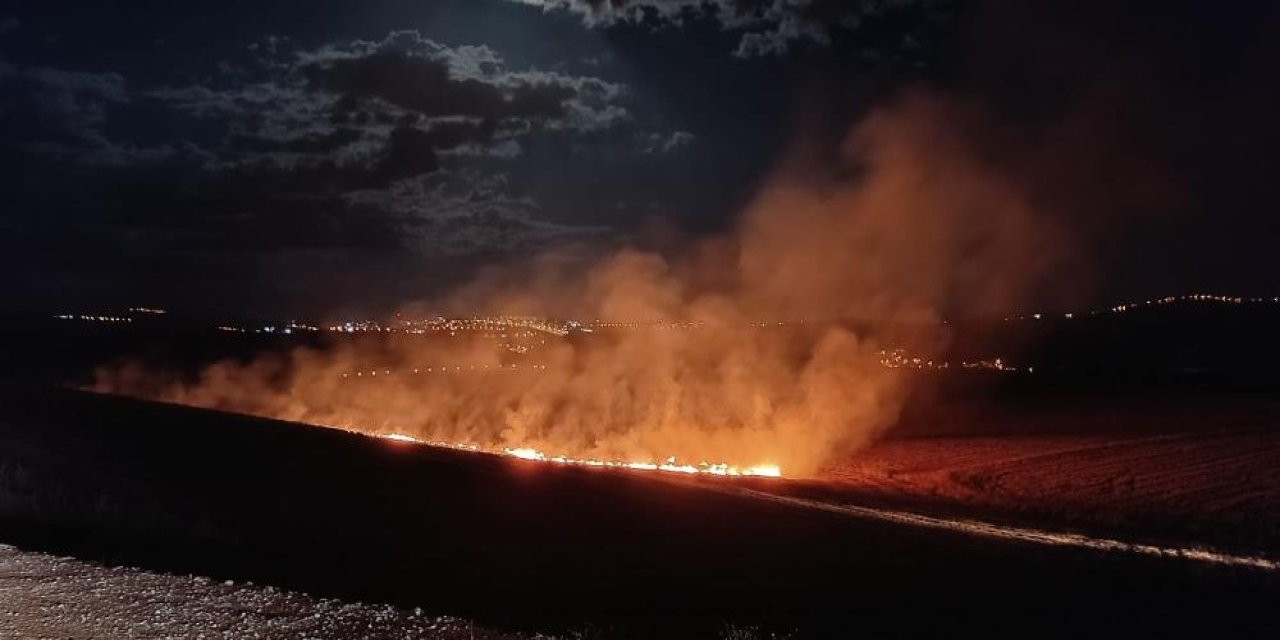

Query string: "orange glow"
[[382, 433, 421, 443], [92, 92, 1070, 479], [379, 433, 782, 478]]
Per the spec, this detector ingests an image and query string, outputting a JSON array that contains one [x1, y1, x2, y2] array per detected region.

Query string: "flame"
[[378, 433, 782, 478], [382, 433, 420, 443]]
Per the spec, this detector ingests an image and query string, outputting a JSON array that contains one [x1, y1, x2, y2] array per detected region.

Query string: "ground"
[[0, 544, 528, 640], [2, 386, 1280, 638], [816, 429, 1280, 554]]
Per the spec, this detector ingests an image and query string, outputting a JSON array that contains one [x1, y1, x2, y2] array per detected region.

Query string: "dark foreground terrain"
[[1, 387, 1279, 638], [0, 543, 526, 639]]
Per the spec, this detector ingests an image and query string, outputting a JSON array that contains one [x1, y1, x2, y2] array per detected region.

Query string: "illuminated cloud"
[[150, 30, 629, 171], [640, 130, 694, 154], [509, 0, 945, 57]]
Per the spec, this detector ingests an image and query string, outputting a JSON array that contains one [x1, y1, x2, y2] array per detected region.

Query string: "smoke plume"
[[93, 90, 1067, 476]]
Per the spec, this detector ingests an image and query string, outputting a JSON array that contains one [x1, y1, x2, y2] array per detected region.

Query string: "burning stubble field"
[[11, 0, 1280, 635], [2, 385, 1280, 638]]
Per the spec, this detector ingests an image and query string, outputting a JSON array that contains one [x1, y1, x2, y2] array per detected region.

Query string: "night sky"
[[2, 0, 1277, 318]]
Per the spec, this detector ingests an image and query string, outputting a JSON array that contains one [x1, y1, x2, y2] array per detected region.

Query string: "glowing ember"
[[376, 432, 781, 478], [506, 447, 782, 477], [505, 447, 544, 461], [382, 433, 421, 443]]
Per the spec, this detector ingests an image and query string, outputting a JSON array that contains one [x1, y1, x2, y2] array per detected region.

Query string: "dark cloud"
[[306, 51, 576, 120], [148, 30, 629, 170], [422, 118, 497, 151], [0, 62, 127, 152], [115, 31, 636, 251], [0, 24, 645, 314], [639, 129, 693, 154], [372, 125, 440, 183], [295, 30, 629, 128], [228, 127, 364, 155], [12, 0, 1268, 319], [511, 0, 949, 58]]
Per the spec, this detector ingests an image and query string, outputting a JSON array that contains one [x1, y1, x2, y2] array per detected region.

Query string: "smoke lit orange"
[[92, 92, 1065, 478]]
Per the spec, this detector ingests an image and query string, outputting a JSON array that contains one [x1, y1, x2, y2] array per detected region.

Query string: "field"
[[816, 430, 1280, 554], [2, 386, 1279, 638]]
